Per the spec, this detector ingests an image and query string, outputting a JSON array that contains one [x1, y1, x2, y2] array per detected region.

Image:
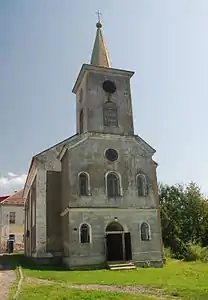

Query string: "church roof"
[[90, 21, 111, 68], [1, 190, 24, 206]]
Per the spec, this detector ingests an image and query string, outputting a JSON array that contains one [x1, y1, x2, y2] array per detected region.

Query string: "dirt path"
[[26, 277, 176, 300], [0, 254, 16, 300], [0, 269, 16, 300]]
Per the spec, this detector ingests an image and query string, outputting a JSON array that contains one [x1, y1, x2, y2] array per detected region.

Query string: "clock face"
[[102, 80, 116, 94]]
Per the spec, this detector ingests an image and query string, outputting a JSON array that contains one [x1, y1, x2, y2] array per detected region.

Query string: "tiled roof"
[[1, 190, 24, 206], [0, 196, 10, 203]]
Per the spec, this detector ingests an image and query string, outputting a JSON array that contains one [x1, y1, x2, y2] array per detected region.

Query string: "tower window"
[[141, 222, 150, 241], [103, 102, 118, 127], [79, 109, 84, 133], [137, 174, 148, 197], [80, 223, 90, 243], [106, 172, 120, 197], [79, 172, 89, 196]]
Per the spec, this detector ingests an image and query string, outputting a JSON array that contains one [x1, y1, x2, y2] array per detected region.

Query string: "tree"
[[159, 182, 208, 258]]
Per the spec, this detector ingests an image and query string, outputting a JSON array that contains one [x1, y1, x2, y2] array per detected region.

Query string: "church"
[[23, 20, 164, 270]]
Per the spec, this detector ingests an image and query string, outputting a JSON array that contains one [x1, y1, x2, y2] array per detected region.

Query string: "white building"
[[0, 190, 24, 247]]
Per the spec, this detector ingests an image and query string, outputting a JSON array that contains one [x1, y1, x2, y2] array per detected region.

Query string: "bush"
[[171, 237, 189, 260], [164, 247, 173, 258], [200, 246, 208, 262], [184, 243, 202, 261], [183, 243, 208, 262]]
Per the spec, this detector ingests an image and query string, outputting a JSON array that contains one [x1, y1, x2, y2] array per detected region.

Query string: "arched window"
[[103, 102, 118, 127], [107, 172, 120, 197], [80, 223, 90, 243], [137, 174, 148, 196], [79, 109, 84, 133], [79, 172, 88, 196], [141, 222, 150, 241]]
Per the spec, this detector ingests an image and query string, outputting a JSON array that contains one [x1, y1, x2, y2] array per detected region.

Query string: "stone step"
[[108, 263, 135, 267], [110, 265, 136, 271], [107, 262, 136, 271]]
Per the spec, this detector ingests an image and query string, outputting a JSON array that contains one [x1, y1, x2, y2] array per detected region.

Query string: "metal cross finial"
[[96, 10, 102, 23]]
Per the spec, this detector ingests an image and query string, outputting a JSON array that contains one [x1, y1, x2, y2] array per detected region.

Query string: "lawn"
[[18, 283, 157, 300], [10, 255, 208, 300]]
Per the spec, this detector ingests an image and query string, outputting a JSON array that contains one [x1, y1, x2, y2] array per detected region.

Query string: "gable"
[[23, 133, 89, 200]]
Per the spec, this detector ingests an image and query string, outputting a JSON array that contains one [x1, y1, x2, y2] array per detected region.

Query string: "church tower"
[[72, 20, 135, 136]]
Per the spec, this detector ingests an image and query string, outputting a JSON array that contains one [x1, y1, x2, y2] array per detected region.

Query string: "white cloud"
[[0, 173, 27, 195], [7, 172, 17, 177]]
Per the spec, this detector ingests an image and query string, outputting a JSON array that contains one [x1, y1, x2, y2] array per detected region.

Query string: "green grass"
[[21, 259, 208, 300], [18, 283, 156, 300]]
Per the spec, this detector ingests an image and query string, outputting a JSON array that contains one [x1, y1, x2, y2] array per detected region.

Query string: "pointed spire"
[[90, 18, 111, 68]]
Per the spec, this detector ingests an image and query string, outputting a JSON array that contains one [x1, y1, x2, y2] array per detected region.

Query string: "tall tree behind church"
[[159, 182, 208, 256]]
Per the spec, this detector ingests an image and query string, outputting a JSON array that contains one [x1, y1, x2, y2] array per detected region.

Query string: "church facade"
[[23, 21, 164, 269]]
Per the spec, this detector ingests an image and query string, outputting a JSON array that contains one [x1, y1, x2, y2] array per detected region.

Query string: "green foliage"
[[184, 243, 203, 261], [159, 182, 208, 261], [200, 246, 208, 262], [163, 247, 172, 258], [183, 243, 208, 262]]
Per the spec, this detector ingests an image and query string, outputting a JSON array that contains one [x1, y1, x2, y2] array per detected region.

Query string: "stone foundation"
[[134, 260, 164, 268]]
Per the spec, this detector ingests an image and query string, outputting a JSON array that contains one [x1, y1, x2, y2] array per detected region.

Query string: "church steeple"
[[90, 20, 111, 68], [73, 16, 135, 136]]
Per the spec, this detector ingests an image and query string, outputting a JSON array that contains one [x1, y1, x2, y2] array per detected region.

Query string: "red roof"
[[1, 190, 24, 206], [0, 196, 10, 203]]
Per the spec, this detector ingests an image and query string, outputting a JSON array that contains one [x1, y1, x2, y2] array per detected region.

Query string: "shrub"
[[184, 243, 202, 261], [183, 243, 208, 262], [171, 237, 189, 260], [164, 247, 173, 258], [200, 246, 208, 262]]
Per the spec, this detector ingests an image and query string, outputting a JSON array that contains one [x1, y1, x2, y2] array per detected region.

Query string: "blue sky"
[[1, 0, 208, 195]]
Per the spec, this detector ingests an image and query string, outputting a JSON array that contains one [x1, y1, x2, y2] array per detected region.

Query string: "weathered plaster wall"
[[66, 134, 156, 209], [77, 70, 134, 135], [66, 209, 162, 268]]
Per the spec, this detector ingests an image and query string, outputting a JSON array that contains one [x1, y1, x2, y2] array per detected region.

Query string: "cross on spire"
[[96, 10, 102, 23]]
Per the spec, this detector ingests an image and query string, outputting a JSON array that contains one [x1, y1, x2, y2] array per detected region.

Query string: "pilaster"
[[35, 168, 47, 254]]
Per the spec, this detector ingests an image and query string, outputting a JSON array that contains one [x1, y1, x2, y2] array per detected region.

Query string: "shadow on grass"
[[0, 254, 16, 271], [3, 253, 69, 272]]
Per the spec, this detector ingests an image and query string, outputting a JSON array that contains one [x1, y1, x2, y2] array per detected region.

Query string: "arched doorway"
[[106, 221, 124, 232], [105, 221, 132, 262]]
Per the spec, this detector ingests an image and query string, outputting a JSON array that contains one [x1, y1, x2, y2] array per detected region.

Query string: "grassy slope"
[[22, 259, 208, 300]]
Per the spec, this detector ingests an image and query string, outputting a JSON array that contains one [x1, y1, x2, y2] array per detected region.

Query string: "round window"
[[105, 149, 118, 162], [102, 80, 116, 94]]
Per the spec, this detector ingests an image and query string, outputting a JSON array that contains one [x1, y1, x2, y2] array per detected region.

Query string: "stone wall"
[[46, 171, 62, 253], [65, 133, 157, 209], [76, 67, 134, 136], [64, 208, 162, 269]]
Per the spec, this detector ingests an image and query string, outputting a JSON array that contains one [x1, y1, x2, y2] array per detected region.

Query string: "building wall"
[[76, 69, 134, 135], [60, 133, 163, 268], [0, 205, 24, 243], [25, 131, 162, 266], [64, 209, 162, 269], [61, 150, 70, 257], [46, 170, 62, 254], [65, 134, 156, 209]]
